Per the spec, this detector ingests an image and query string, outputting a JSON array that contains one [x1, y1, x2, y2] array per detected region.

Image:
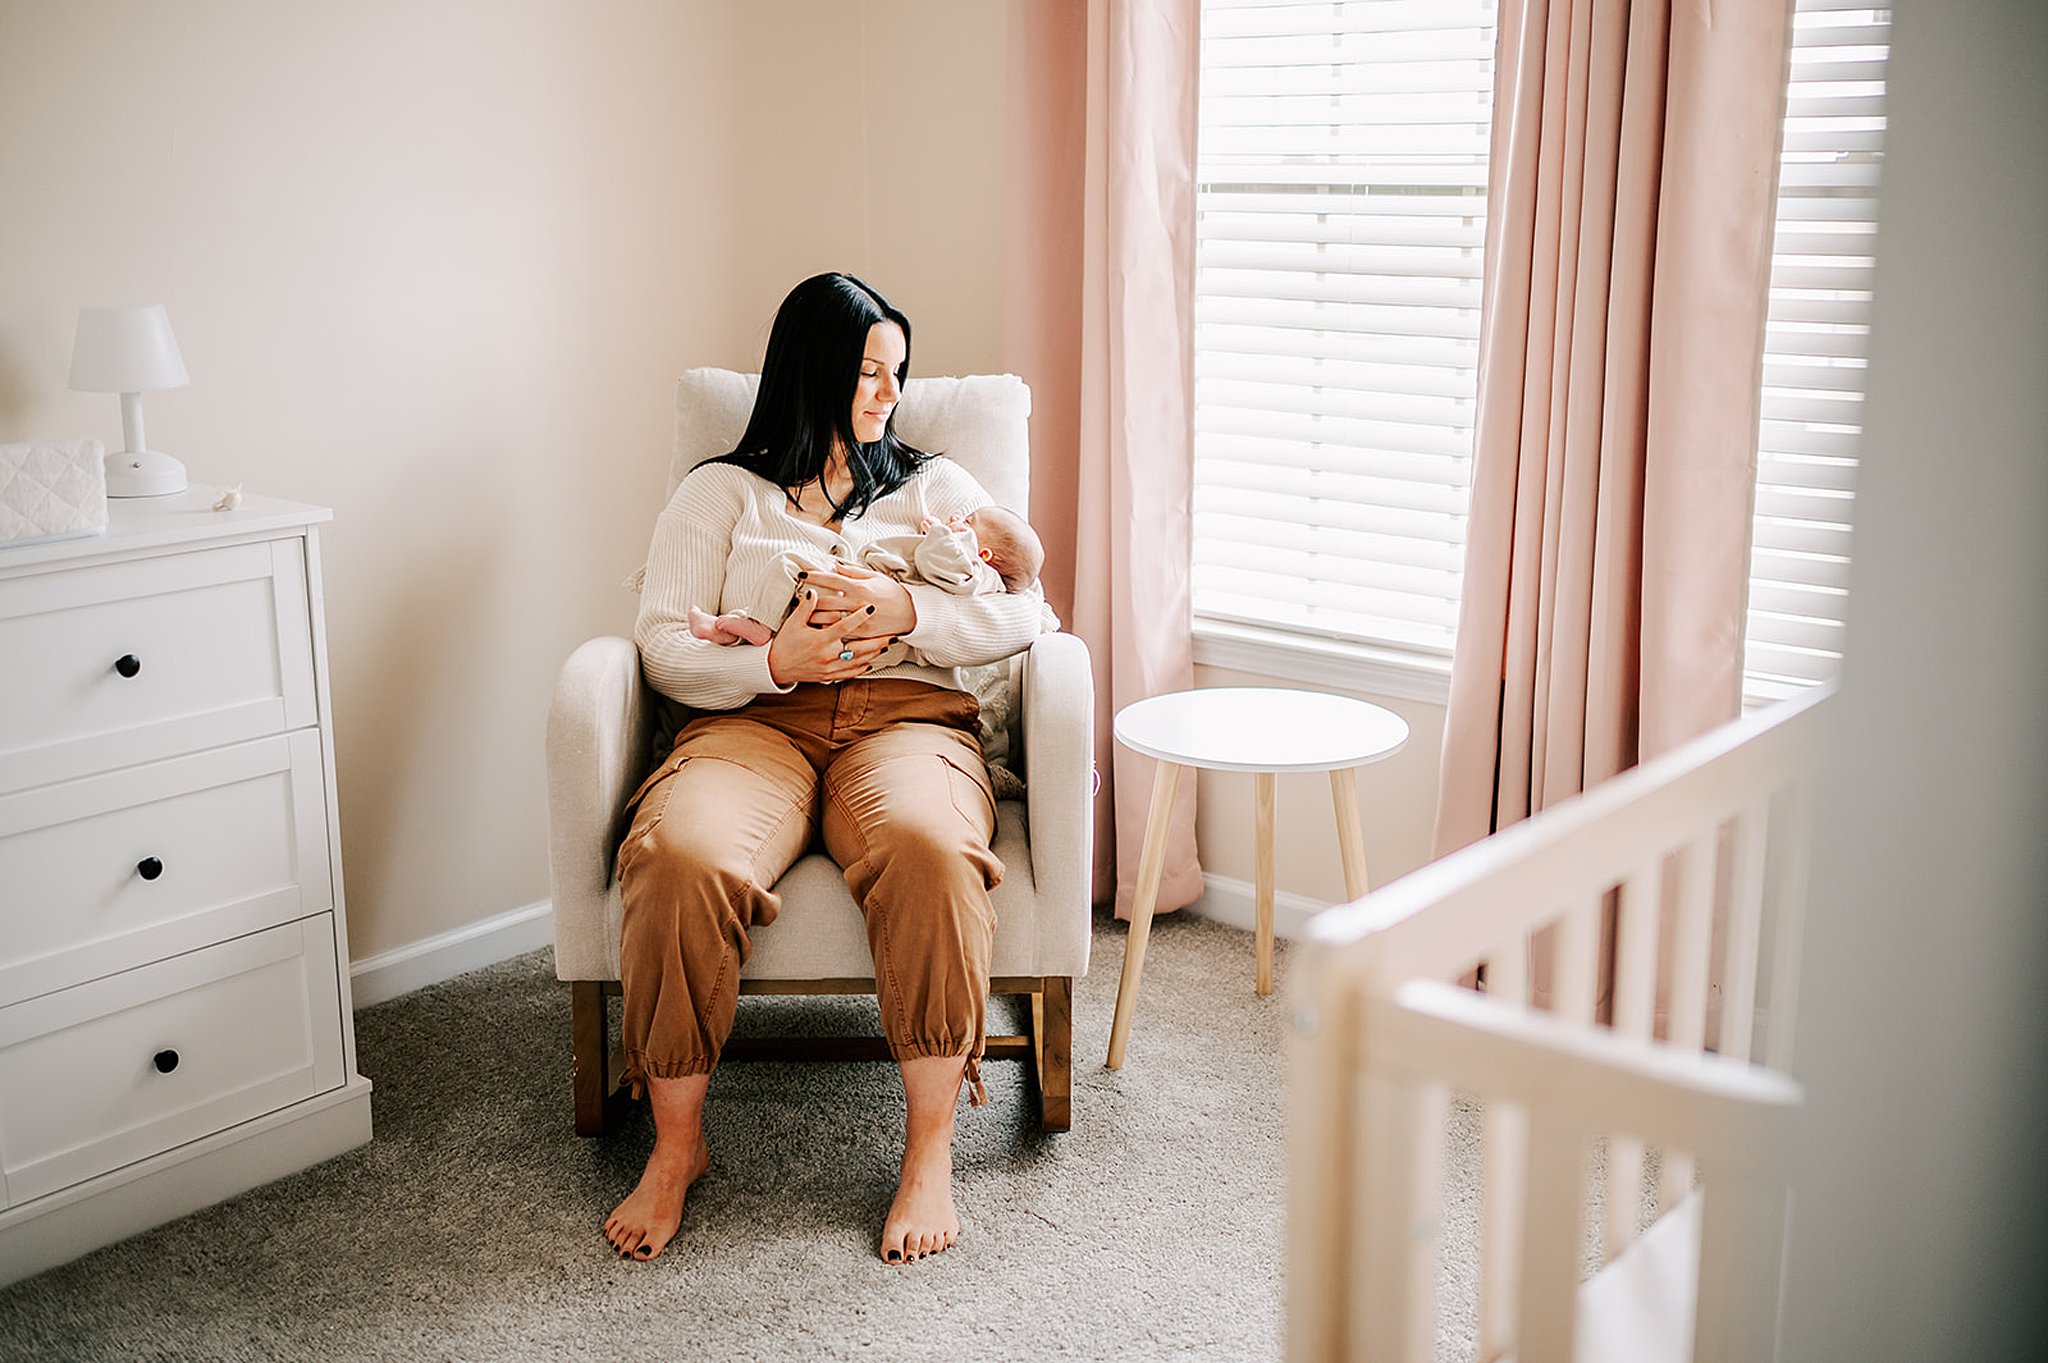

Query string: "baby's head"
[[962, 505, 1044, 591]]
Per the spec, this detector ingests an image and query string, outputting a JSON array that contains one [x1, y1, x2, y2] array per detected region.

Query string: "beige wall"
[[0, 0, 1429, 961], [711, 1, 1007, 380], [0, 0, 1006, 961]]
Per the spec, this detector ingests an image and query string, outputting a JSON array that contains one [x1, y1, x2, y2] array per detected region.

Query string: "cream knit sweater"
[[635, 457, 1047, 711]]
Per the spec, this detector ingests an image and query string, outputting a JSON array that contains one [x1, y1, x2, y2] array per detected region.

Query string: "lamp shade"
[[69, 305, 189, 393]]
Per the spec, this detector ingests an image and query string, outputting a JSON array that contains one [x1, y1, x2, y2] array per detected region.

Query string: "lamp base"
[[104, 448, 188, 498]]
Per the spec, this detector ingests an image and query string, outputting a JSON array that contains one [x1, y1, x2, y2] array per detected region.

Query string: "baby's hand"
[[687, 605, 773, 647], [917, 515, 940, 533]]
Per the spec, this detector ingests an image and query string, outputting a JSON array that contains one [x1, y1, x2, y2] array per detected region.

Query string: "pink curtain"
[[1435, 0, 1794, 859], [1004, 0, 1202, 916]]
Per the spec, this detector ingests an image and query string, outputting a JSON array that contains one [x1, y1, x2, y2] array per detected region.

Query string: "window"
[[1193, 0, 1494, 658], [1191, 0, 1888, 698], [1747, 1, 1888, 695]]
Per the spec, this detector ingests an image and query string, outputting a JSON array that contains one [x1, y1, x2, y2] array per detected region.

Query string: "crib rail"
[[1302, 686, 1825, 1013], [1287, 687, 1830, 1363], [1353, 982, 1802, 1363]]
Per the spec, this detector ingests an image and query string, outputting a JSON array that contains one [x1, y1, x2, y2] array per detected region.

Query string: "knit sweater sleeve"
[[634, 466, 791, 710], [895, 459, 1047, 667]]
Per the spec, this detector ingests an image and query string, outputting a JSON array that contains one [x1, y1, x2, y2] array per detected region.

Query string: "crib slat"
[[1478, 1102, 1527, 1362], [1287, 951, 1359, 1363], [1763, 776, 1816, 1071], [1552, 899, 1599, 1026], [1718, 796, 1772, 1063], [1408, 1084, 1451, 1359], [1477, 936, 1530, 1361], [1610, 864, 1662, 1036], [1515, 1112, 1584, 1363], [1603, 859, 1661, 1258], [1350, 1071, 1445, 1363], [1656, 832, 1718, 1211]]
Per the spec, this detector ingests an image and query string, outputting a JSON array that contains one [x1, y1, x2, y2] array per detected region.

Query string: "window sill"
[[1190, 620, 1453, 706], [1741, 674, 1818, 715], [1193, 619, 1818, 717]]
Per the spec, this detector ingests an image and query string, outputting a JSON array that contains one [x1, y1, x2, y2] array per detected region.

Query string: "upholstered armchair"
[[546, 369, 1093, 1135]]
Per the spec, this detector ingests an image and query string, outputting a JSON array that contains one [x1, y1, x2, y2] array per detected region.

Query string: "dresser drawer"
[[0, 916, 345, 1208], [0, 731, 334, 1008], [0, 539, 318, 795]]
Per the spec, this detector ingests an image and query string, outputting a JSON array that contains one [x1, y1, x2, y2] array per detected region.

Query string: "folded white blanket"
[[0, 439, 107, 547]]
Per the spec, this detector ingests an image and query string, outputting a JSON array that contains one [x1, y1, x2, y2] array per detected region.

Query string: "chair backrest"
[[1288, 687, 1832, 1363], [670, 369, 1033, 512]]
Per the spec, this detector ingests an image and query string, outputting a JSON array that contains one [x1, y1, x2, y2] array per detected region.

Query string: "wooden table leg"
[[1331, 767, 1372, 902], [1255, 770, 1277, 996], [1106, 759, 1184, 1069]]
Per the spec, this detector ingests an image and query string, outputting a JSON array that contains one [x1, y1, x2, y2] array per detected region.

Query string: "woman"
[[603, 273, 1045, 1265]]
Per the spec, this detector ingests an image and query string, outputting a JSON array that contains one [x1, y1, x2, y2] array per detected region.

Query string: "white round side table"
[[1105, 686, 1410, 1068]]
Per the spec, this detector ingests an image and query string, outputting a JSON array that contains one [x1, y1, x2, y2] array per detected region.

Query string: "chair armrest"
[[546, 635, 654, 978], [1021, 631, 1095, 945]]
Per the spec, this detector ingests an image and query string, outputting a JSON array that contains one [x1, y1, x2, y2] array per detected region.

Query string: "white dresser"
[[0, 485, 372, 1284]]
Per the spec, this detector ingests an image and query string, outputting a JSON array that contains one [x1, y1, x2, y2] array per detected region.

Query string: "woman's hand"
[[767, 588, 901, 686], [797, 561, 917, 639]]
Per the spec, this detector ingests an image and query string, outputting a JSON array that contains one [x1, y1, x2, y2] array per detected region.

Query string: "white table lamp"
[[69, 304, 191, 497]]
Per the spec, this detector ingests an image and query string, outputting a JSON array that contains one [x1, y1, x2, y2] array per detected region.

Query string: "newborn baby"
[[688, 504, 1046, 664], [864, 504, 1044, 595], [686, 504, 1054, 797]]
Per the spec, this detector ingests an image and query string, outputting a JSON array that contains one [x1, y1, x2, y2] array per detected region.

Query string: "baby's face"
[[959, 510, 1013, 570]]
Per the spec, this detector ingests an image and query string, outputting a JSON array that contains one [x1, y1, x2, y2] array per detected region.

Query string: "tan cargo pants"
[[614, 679, 1002, 1096]]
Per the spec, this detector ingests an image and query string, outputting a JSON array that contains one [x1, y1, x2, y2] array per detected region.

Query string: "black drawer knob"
[[137, 857, 164, 881], [153, 1049, 180, 1074], [114, 654, 142, 678]]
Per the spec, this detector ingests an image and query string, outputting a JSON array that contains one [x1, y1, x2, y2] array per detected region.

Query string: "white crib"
[[1289, 687, 1829, 1363]]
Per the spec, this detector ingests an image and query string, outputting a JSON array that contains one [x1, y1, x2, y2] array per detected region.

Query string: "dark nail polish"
[[865, 604, 876, 613], [797, 571, 808, 579]]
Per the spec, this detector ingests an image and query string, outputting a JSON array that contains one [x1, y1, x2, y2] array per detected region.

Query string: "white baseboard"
[[348, 900, 555, 1008], [1183, 874, 1333, 942], [349, 881, 1347, 1008]]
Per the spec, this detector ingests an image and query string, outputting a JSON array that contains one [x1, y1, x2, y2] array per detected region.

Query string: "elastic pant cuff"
[[887, 1043, 989, 1107], [888, 1041, 981, 1063], [621, 1048, 717, 1102]]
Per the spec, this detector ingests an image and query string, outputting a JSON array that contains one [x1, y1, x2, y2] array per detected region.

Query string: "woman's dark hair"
[[704, 272, 930, 522]]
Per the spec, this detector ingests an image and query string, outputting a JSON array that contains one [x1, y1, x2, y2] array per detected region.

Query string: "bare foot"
[[880, 1136, 960, 1264], [604, 1133, 709, 1261]]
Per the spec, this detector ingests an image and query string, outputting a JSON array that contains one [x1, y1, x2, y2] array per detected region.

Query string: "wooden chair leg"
[[1033, 976, 1073, 1132], [572, 980, 611, 1137]]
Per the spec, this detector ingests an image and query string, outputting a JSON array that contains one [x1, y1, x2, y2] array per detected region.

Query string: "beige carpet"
[[1, 910, 1327, 1362]]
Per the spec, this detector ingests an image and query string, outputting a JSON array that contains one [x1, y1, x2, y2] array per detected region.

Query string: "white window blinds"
[[1748, 1, 1888, 693], [1192, 0, 1496, 655], [1192, 0, 1886, 695]]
